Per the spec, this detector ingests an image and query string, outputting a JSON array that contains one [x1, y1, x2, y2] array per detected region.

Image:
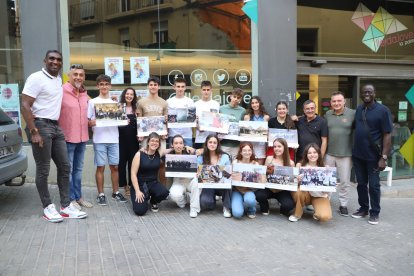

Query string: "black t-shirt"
[[268, 117, 296, 129], [296, 115, 328, 158]]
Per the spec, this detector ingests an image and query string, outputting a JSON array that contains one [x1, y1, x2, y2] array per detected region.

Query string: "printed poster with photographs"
[[266, 166, 298, 191], [137, 116, 167, 137], [197, 165, 232, 189], [199, 111, 230, 134], [268, 128, 299, 148], [94, 102, 128, 127], [130, 57, 149, 84], [0, 84, 21, 127], [299, 167, 337, 192], [239, 121, 268, 142], [165, 154, 198, 178], [218, 121, 239, 140], [104, 57, 124, 84], [231, 163, 266, 189], [167, 107, 196, 128]]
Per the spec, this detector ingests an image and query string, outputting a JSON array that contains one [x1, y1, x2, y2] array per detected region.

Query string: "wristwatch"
[[30, 128, 39, 135], [382, 154, 388, 161]]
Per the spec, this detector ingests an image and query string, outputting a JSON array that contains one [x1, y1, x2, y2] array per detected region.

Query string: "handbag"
[[362, 107, 382, 157]]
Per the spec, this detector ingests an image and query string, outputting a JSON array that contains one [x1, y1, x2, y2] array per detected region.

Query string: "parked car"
[[0, 108, 27, 186]]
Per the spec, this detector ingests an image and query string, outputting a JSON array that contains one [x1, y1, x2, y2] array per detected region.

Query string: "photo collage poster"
[[137, 116, 167, 137], [268, 128, 299, 148], [167, 107, 197, 128], [266, 165, 299, 191], [231, 163, 267, 189], [199, 111, 230, 133], [94, 102, 128, 127], [299, 167, 337, 192], [165, 154, 198, 178], [197, 165, 232, 189]]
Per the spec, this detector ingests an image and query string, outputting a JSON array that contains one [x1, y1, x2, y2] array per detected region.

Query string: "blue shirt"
[[197, 154, 231, 166], [352, 102, 392, 161]]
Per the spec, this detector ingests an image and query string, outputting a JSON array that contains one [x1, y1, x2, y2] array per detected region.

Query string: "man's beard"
[[74, 82, 82, 89]]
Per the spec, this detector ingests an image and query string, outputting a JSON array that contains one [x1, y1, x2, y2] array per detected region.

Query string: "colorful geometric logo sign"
[[400, 84, 414, 167], [242, 0, 258, 24], [352, 3, 407, 52]]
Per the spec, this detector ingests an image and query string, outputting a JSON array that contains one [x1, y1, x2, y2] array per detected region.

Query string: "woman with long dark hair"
[[198, 134, 232, 218], [118, 87, 139, 197], [255, 138, 295, 217], [289, 143, 332, 222], [267, 101, 297, 160], [244, 96, 270, 164]]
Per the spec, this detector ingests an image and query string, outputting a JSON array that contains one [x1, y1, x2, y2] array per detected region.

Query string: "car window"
[[0, 109, 14, 126]]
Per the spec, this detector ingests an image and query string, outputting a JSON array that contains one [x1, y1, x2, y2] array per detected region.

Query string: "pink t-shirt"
[[58, 82, 89, 143]]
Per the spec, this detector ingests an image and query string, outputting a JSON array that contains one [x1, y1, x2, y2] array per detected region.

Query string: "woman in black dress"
[[118, 87, 139, 197], [130, 132, 169, 216]]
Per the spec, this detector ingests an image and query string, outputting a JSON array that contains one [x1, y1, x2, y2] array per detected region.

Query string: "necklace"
[[146, 151, 156, 160]]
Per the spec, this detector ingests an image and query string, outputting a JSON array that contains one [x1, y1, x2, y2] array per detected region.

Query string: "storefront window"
[[298, 0, 414, 60], [67, 0, 252, 106]]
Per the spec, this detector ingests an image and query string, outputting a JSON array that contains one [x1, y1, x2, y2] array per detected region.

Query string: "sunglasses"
[[70, 64, 84, 69]]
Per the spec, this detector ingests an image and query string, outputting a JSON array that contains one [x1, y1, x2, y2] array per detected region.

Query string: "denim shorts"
[[93, 143, 119, 166]]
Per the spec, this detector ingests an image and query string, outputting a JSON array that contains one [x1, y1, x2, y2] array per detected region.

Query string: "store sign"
[[352, 3, 411, 52]]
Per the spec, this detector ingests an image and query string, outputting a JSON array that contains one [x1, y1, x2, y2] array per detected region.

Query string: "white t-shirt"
[[88, 97, 119, 143], [167, 96, 195, 139], [22, 68, 63, 120], [194, 99, 220, 144]]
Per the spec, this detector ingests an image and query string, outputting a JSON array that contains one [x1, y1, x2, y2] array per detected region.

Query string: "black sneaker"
[[351, 208, 368, 218], [97, 195, 107, 206], [339, 206, 349, 217], [112, 192, 127, 203], [368, 215, 379, 225], [151, 204, 159, 213]]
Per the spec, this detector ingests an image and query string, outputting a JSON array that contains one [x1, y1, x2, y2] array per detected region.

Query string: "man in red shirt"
[[59, 64, 93, 209]]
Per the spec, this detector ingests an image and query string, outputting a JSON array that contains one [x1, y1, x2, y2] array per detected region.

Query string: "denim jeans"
[[66, 142, 86, 201], [231, 190, 256, 218], [352, 156, 381, 216], [32, 120, 70, 208]]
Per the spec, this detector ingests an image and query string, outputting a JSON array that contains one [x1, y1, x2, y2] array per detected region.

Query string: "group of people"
[[21, 50, 392, 225]]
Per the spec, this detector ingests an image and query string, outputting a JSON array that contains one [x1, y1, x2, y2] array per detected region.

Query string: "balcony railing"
[[105, 0, 172, 19], [69, 0, 102, 27]]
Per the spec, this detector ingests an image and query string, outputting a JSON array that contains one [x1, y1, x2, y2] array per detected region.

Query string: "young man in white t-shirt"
[[194, 80, 220, 148], [166, 77, 195, 146], [88, 74, 127, 205]]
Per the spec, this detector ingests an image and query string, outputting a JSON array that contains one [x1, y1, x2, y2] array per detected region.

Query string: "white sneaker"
[[71, 200, 82, 211], [43, 204, 64, 223], [306, 205, 314, 212], [190, 209, 198, 218], [289, 215, 300, 222], [223, 207, 232, 218], [61, 202, 88, 219]]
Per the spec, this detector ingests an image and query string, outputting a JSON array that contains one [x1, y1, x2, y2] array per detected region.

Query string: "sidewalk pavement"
[[0, 182, 413, 276]]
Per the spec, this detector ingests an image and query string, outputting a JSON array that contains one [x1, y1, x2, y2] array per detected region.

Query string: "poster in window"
[[104, 57, 124, 84]]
